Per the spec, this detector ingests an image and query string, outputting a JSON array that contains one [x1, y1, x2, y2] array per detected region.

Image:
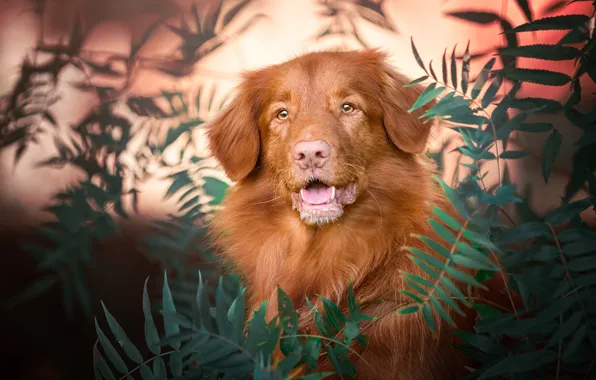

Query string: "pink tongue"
[[301, 186, 333, 205]]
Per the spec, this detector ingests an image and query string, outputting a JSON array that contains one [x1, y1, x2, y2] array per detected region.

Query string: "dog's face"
[[207, 49, 434, 226]]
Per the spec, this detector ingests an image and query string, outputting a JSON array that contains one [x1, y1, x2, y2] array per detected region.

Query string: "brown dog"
[[206, 49, 480, 379]]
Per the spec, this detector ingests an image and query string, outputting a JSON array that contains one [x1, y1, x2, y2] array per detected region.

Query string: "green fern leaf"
[[461, 41, 470, 94], [435, 284, 465, 315], [304, 337, 323, 368], [404, 277, 429, 296], [398, 305, 419, 315], [478, 350, 557, 379], [409, 83, 445, 112], [499, 44, 580, 61], [400, 290, 423, 304], [162, 272, 181, 350], [139, 364, 155, 380], [94, 318, 128, 374], [410, 37, 427, 73], [93, 345, 116, 380], [421, 303, 437, 333], [429, 60, 438, 81], [500, 150, 531, 159], [567, 255, 596, 272], [450, 44, 458, 90], [428, 219, 457, 244], [140, 280, 161, 359], [169, 351, 183, 377], [409, 256, 440, 278], [546, 198, 593, 225], [326, 345, 356, 377], [429, 295, 456, 326], [203, 177, 229, 205], [405, 273, 435, 289], [563, 325, 588, 360], [153, 357, 166, 378], [100, 301, 143, 364], [404, 75, 429, 87], [406, 247, 446, 268], [508, 14, 591, 33], [456, 243, 497, 270], [445, 266, 487, 289], [194, 272, 215, 332], [278, 287, 300, 355], [319, 295, 347, 332], [546, 311, 584, 347], [440, 277, 471, 307], [471, 58, 496, 100], [215, 276, 233, 340], [541, 129, 563, 183], [432, 206, 462, 230], [481, 74, 503, 108], [442, 48, 448, 84], [501, 67, 571, 86], [227, 287, 246, 344], [417, 235, 451, 258]]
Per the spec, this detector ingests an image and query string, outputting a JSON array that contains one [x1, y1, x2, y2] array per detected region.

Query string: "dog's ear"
[[378, 61, 437, 154], [206, 74, 262, 182]]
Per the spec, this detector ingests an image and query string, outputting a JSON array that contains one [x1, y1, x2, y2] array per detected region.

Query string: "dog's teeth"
[[300, 189, 306, 202], [331, 186, 336, 200]]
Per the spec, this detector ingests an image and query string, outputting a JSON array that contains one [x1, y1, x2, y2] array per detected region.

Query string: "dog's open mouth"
[[291, 179, 357, 225]]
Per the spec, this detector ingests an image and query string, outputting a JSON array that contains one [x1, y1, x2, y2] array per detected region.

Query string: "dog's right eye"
[[276, 109, 289, 120]]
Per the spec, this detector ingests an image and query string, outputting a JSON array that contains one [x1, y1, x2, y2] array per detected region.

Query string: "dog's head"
[[207, 49, 436, 226]]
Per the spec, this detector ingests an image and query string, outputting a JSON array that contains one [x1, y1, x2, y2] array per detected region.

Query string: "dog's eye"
[[276, 109, 289, 120], [341, 103, 355, 113]]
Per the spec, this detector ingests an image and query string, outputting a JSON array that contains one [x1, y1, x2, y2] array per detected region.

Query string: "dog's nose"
[[292, 140, 331, 169]]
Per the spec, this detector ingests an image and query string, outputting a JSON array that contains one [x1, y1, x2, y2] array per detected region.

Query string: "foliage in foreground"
[[93, 271, 371, 380]]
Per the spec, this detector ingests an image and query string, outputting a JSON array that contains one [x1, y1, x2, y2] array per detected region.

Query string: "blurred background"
[[0, 0, 594, 379]]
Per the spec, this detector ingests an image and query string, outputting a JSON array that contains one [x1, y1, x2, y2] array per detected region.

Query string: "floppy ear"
[[206, 79, 261, 182], [379, 64, 437, 154]]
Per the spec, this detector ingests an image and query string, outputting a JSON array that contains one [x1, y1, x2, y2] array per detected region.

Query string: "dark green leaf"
[[100, 301, 143, 364], [515, 0, 533, 23], [142, 278, 161, 355], [500, 150, 531, 159], [161, 272, 180, 349], [508, 14, 591, 33], [94, 318, 128, 374], [203, 176, 229, 205], [410, 37, 427, 73], [461, 41, 470, 94], [409, 83, 445, 112], [398, 305, 420, 315], [404, 75, 429, 87], [546, 198, 592, 225], [517, 122, 553, 133], [446, 11, 500, 25], [547, 311, 583, 347], [499, 44, 580, 61], [304, 338, 322, 368], [421, 302, 436, 332], [481, 75, 503, 108], [450, 44, 458, 90], [501, 67, 571, 86], [478, 350, 557, 379], [93, 346, 116, 380], [471, 58, 496, 100], [541, 129, 562, 183]]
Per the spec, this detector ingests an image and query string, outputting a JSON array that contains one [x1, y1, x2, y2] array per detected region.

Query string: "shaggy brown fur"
[[206, 49, 494, 379]]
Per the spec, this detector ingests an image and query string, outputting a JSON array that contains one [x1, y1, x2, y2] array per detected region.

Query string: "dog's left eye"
[[341, 103, 355, 113]]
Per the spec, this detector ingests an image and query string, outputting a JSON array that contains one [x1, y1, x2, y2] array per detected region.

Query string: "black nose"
[[291, 140, 331, 170]]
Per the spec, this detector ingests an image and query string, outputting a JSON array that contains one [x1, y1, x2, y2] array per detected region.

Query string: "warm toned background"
[[0, 0, 594, 379]]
